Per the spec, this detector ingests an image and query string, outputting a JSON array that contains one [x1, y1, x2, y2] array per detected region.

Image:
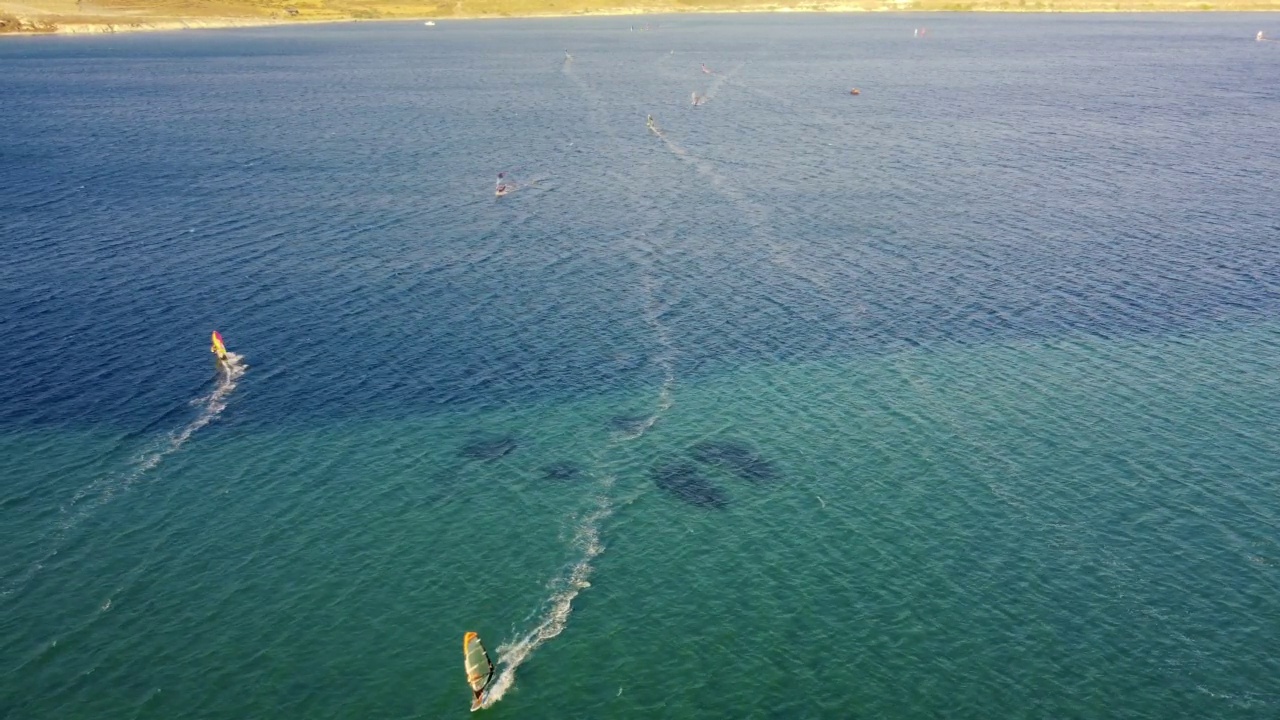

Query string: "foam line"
[[1, 354, 247, 601], [477, 67, 685, 709], [64, 352, 247, 524], [481, 481, 613, 707]]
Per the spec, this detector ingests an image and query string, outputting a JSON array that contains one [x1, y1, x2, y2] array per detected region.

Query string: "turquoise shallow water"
[[3, 13, 1280, 719], [4, 327, 1280, 718]]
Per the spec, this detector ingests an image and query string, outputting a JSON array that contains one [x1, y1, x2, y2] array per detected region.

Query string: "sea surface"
[[3, 13, 1280, 719]]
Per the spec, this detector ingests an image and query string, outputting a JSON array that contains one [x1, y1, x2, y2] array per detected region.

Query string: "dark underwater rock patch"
[[652, 462, 728, 509], [459, 436, 518, 461], [690, 440, 778, 481], [541, 462, 582, 481], [609, 414, 654, 434]]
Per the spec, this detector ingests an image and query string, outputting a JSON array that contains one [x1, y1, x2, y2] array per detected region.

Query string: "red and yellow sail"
[[210, 331, 228, 360]]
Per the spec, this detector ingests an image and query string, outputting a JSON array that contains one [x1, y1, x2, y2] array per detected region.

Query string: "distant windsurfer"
[[210, 331, 228, 362], [565, 49, 573, 60], [646, 114, 657, 133], [1258, 31, 1267, 42], [701, 62, 713, 74]]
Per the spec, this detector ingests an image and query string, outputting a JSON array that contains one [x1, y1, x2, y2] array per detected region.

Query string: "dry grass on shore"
[[3, 0, 1278, 35]]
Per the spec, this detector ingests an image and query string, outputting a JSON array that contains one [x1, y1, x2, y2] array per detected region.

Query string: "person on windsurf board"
[[463, 632, 495, 711], [495, 170, 545, 197], [210, 331, 228, 362]]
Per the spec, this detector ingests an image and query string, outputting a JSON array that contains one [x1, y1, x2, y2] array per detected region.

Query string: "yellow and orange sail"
[[463, 632, 495, 711], [210, 331, 228, 361]]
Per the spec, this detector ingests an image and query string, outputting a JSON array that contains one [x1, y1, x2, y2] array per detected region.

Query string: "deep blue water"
[[2, 13, 1280, 720], [4, 14, 1278, 432]]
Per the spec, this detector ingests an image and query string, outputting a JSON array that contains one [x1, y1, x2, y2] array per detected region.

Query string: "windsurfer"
[[210, 331, 228, 362], [463, 632, 495, 712]]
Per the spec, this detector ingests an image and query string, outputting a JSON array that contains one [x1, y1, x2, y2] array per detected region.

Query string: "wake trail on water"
[[701, 61, 742, 102], [610, 234, 679, 442], [650, 84, 832, 291], [481, 67, 679, 709], [1, 354, 247, 601], [63, 352, 248, 525], [482, 480, 612, 708], [484, 369, 670, 708], [562, 57, 677, 424], [482, 398, 668, 708], [560, 61, 678, 435], [648, 51, 841, 292]]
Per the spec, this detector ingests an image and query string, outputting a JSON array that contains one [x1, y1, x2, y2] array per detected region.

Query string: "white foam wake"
[[475, 68, 684, 709], [700, 61, 743, 102], [479, 260, 673, 705], [3, 355, 247, 601], [62, 352, 247, 527], [641, 270, 676, 415], [482, 481, 613, 708], [132, 352, 245, 475]]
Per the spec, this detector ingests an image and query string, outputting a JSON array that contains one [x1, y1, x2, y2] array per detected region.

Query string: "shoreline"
[[3, 6, 1277, 38]]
